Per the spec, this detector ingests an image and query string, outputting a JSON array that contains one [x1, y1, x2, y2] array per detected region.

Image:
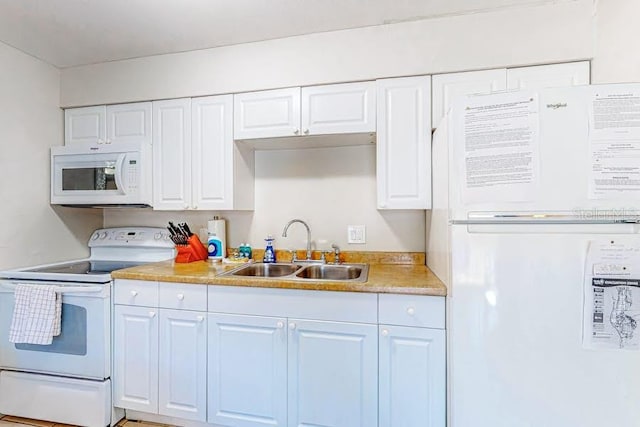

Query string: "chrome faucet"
[[282, 219, 312, 261]]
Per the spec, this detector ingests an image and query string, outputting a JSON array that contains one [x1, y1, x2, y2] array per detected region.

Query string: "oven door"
[[0, 280, 110, 380]]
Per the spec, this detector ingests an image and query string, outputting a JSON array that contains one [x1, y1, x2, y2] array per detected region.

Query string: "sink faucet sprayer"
[[282, 219, 312, 261]]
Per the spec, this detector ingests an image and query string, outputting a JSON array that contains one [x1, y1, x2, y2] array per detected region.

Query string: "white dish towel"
[[9, 284, 62, 345]]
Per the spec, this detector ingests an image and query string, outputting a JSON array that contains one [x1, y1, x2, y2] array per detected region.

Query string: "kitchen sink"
[[224, 262, 369, 282], [295, 264, 365, 281], [229, 263, 303, 277]]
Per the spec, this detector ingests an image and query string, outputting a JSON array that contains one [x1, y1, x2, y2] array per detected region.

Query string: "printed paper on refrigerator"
[[588, 85, 640, 199], [453, 91, 540, 204], [583, 239, 640, 350]]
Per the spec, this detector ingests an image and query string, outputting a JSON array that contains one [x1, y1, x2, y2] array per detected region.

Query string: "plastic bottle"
[[263, 235, 276, 263], [239, 242, 253, 259], [207, 233, 224, 261], [207, 217, 226, 260]]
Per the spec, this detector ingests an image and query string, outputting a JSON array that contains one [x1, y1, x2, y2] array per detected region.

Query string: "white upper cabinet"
[[106, 102, 152, 145], [432, 61, 590, 130], [301, 81, 375, 135], [65, 102, 151, 145], [192, 95, 254, 211], [432, 69, 507, 129], [152, 98, 192, 210], [233, 82, 375, 140], [376, 76, 432, 210], [507, 61, 590, 90], [153, 96, 254, 211], [64, 106, 106, 144], [234, 87, 301, 139]]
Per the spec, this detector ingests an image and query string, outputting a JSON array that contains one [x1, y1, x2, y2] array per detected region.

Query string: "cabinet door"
[[288, 319, 377, 427], [507, 61, 590, 90], [158, 309, 207, 421], [192, 95, 234, 210], [152, 98, 192, 210], [379, 325, 446, 427], [113, 305, 159, 413], [208, 313, 287, 427], [234, 87, 301, 139], [376, 76, 432, 209], [106, 102, 152, 145], [301, 81, 375, 135], [64, 106, 106, 144], [432, 69, 507, 129]]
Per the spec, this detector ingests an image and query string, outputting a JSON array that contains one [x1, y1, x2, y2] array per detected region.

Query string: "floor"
[[0, 416, 170, 427]]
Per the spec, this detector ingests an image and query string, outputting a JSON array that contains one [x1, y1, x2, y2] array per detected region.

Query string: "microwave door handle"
[[114, 153, 127, 195]]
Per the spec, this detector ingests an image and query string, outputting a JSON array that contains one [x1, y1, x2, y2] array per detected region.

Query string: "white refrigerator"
[[428, 84, 640, 427]]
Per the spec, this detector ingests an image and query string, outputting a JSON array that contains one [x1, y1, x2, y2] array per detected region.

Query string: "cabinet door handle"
[[184, 204, 189, 210], [303, 129, 309, 135], [293, 129, 300, 135], [130, 290, 138, 297], [289, 322, 296, 330], [196, 315, 205, 322], [381, 329, 389, 336], [406, 307, 416, 316], [177, 294, 185, 301], [149, 311, 156, 318], [277, 321, 285, 329]]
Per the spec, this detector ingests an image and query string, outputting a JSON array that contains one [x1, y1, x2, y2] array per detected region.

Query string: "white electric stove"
[[0, 227, 175, 427]]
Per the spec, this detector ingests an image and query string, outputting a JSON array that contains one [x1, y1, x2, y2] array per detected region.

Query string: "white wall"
[[592, 0, 640, 84], [0, 42, 102, 269], [67, 0, 596, 254], [60, 1, 593, 107], [104, 145, 425, 252]]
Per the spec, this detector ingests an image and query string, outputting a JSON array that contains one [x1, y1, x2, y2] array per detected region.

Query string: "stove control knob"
[[91, 233, 99, 240], [154, 232, 162, 240], [99, 232, 108, 240]]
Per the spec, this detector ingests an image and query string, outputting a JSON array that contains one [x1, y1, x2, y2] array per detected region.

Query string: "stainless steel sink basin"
[[295, 264, 366, 281], [229, 263, 303, 277], [224, 262, 369, 282]]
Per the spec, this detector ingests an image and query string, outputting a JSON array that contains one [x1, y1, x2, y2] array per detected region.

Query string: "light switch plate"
[[347, 225, 366, 244]]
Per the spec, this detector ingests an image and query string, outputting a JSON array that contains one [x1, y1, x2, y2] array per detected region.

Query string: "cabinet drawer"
[[159, 282, 207, 311], [208, 286, 377, 323], [378, 294, 445, 329], [114, 279, 158, 307]]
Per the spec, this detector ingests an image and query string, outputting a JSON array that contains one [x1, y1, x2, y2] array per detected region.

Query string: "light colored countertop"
[[111, 252, 447, 296]]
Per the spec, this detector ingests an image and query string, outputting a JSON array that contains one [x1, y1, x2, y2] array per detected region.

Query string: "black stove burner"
[[29, 260, 145, 275]]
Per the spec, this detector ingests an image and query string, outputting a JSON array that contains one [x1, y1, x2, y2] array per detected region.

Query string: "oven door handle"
[[0, 283, 104, 294]]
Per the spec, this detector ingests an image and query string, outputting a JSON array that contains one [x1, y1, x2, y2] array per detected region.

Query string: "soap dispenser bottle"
[[263, 235, 276, 263]]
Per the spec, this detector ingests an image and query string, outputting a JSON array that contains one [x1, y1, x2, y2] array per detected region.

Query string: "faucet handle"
[[330, 244, 341, 264], [288, 249, 298, 263], [321, 250, 332, 264]]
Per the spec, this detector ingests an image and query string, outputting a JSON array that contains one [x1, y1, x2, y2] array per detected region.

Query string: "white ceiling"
[[0, 0, 549, 69]]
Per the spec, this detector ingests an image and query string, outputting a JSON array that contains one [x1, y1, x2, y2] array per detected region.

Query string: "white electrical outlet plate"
[[347, 225, 366, 244]]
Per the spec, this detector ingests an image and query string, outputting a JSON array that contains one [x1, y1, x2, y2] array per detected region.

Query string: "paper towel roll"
[[207, 218, 227, 258]]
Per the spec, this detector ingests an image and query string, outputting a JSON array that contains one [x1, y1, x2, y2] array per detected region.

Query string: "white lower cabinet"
[[288, 319, 378, 427], [113, 280, 208, 422], [114, 281, 446, 427], [207, 313, 287, 427], [379, 325, 446, 427], [158, 309, 207, 421], [378, 294, 446, 427], [113, 305, 159, 413]]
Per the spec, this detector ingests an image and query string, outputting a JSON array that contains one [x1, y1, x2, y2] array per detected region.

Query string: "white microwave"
[[51, 142, 152, 207]]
